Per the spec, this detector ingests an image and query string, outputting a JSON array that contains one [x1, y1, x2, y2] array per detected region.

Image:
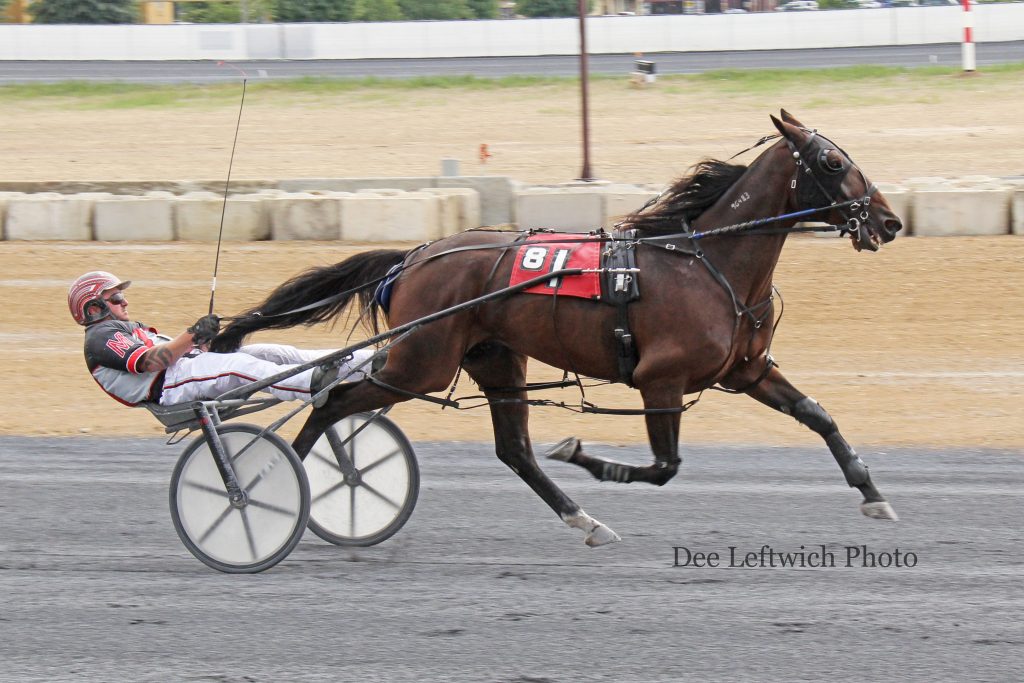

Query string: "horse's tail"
[[210, 248, 408, 352]]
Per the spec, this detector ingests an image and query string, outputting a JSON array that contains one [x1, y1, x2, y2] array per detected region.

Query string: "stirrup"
[[310, 365, 332, 409]]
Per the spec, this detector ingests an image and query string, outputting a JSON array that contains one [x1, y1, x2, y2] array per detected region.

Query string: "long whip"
[[209, 62, 248, 315]]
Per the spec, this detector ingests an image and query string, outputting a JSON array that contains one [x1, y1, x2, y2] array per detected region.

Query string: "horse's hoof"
[[585, 524, 621, 548], [545, 437, 581, 462], [562, 509, 620, 547], [861, 500, 899, 521]]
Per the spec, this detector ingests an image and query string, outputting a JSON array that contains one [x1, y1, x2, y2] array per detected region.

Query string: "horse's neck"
[[692, 147, 794, 302]]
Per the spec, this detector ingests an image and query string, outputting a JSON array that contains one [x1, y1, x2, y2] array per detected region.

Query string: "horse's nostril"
[[885, 219, 903, 234]]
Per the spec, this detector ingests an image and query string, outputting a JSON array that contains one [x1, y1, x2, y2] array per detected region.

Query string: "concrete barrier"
[[517, 184, 663, 233], [268, 193, 345, 241], [279, 176, 518, 226], [5, 193, 96, 240], [423, 191, 460, 237], [94, 195, 175, 241], [876, 183, 913, 236], [516, 187, 606, 233], [912, 186, 1012, 237], [904, 177, 953, 190], [1013, 189, 1024, 237], [340, 191, 443, 242], [1, 181, 1021, 242], [602, 185, 662, 231], [418, 188, 482, 236], [175, 192, 270, 241], [0, 192, 21, 241], [436, 177, 520, 227]]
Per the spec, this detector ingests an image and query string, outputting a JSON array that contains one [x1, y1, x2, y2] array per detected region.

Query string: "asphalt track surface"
[[1, 41, 1023, 84], [1, 437, 1021, 681]]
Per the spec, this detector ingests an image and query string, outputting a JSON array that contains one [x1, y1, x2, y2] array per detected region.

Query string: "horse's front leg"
[[722, 361, 898, 521], [546, 384, 683, 487], [463, 341, 620, 547]]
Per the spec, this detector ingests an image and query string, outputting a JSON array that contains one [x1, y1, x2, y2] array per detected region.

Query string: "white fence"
[[1, 5, 1023, 61]]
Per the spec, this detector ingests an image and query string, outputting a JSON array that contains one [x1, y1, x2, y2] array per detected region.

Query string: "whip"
[[209, 61, 248, 315]]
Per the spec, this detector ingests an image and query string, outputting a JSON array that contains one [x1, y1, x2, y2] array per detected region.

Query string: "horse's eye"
[[821, 149, 845, 173]]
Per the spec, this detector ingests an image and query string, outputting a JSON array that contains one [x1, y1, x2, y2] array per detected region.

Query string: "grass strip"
[[1, 62, 1020, 108]]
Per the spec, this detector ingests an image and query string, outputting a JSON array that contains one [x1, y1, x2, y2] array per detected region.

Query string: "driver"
[[69, 271, 371, 408]]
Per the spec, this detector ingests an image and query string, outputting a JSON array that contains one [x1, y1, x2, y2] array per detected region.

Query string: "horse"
[[211, 111, 903, 546]]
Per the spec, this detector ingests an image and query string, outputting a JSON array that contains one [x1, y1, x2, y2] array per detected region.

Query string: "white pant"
[[159, 343, 374, 405]]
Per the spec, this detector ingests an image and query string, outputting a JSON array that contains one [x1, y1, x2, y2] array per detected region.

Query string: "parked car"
[[857, 0, 883, 8], [776, 0, 820, 10]]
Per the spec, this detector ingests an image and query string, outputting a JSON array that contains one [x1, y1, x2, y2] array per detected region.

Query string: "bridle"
[[786, 128, 879, 245]]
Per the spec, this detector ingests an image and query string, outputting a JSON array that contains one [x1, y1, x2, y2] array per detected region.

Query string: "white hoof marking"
[[585, 524, 622, 547], [861, 501, 899, 521], [561, 509, 621, 548]]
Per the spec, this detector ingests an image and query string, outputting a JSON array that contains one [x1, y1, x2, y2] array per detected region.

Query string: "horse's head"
[[771, 110, 902, 252]]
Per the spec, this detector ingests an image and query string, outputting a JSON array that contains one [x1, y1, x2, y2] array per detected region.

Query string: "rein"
[[634, 197, 868, 246]]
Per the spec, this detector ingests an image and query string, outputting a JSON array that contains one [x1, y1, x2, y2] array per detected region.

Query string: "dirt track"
[[2, 73, 1023, 446]]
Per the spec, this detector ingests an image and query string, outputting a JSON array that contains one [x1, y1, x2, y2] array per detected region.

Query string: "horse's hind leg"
[[724, 363, 898, 521], [463, 342, 620, 547], [546, 385, 683, 487]]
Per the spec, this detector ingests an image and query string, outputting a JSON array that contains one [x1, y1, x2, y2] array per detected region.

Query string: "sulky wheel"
[[169, 423, 311, 573], [304, 412, 419, 547]]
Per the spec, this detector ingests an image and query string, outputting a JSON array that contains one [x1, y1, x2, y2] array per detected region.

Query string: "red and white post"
[[961, 0, 976, 73]]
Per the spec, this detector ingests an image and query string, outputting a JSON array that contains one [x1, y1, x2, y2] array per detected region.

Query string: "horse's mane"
[[620, 159, 748, 234]]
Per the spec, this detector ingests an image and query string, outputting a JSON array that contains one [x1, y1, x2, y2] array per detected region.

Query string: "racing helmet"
[[68, 271, 131, 326]]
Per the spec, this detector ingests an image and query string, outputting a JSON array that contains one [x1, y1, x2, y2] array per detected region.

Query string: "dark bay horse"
[[212, 111, 903, 546]]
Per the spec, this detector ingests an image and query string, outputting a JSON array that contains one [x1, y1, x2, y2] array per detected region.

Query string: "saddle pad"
[[509, 233, 602, 300]]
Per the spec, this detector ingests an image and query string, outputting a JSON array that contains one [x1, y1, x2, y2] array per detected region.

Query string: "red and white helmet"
[[68, 271, 131, 326]]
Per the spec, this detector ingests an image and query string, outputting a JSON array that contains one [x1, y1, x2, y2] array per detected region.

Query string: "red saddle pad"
[[509, 233, 602, 300]]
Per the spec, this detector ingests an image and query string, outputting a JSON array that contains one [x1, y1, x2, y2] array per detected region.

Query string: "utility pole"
[[577, 0, 596, 181]]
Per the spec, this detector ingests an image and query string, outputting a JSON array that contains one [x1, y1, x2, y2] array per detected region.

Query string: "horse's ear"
[[771, 114, 801, 142], [770, 114, 787, 136], [780, 109, 806, 127]]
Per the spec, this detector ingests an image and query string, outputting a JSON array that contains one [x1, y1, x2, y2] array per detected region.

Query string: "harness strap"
[[613, 305, 636, 388], [712, 355, 778, 395], [599, 230, 642, 386], [581, 399, 698, 415], [364, 375, 460, 409]]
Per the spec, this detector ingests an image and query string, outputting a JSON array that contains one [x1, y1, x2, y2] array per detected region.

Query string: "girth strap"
[[604, 230, 642, 387]]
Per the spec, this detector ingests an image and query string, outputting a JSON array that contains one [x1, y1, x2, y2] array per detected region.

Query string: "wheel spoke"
[[182, 479, 229, 498], [350, 479, 357, 537], [238, 450, 286, 494], [311, 480, 348, 505], [196, 504, 236, 544], [358, 448, 402, 477], [309, 447, 340, 470], [240, 507, 258, 561], [246, 498, 299, 517], [355, 481, 401, 510]]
